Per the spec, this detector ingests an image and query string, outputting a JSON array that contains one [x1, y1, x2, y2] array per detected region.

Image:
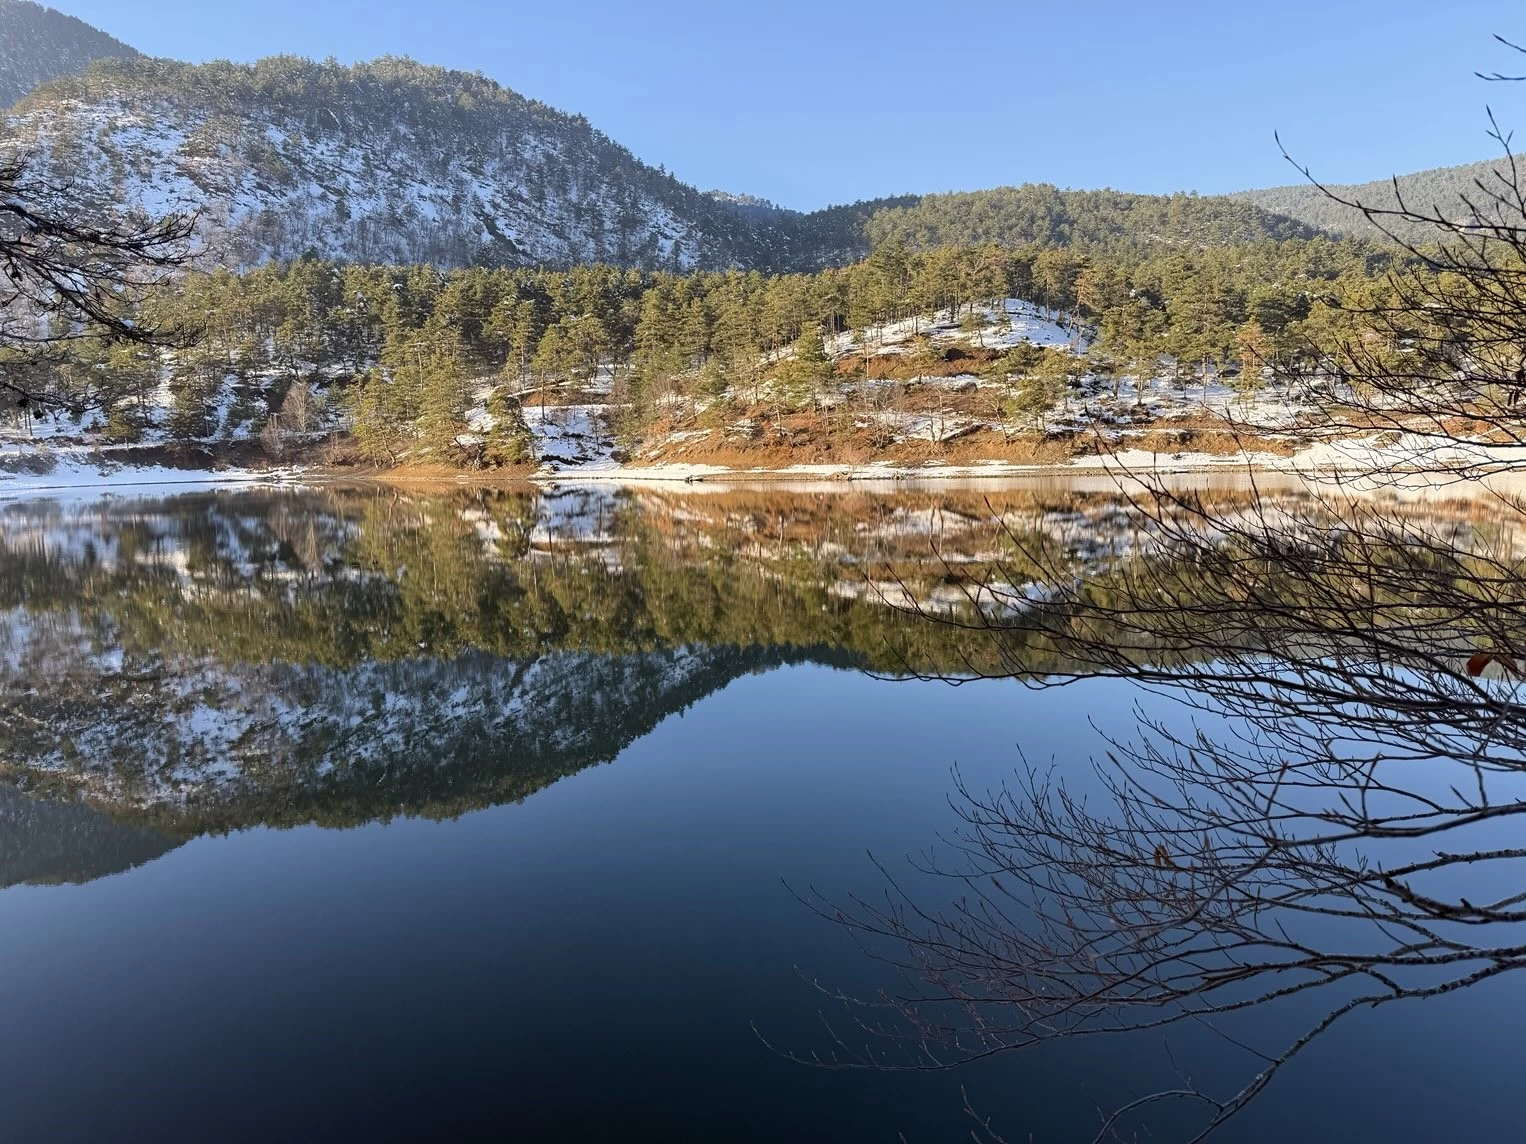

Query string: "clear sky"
[[56, 0, 1526, 210]]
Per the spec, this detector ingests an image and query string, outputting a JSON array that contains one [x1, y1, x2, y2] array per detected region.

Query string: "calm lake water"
[[0, 478, 1518, 1142]]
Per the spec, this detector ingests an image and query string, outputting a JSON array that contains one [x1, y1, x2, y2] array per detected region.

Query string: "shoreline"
[[2, 433, 1523, 497], [525, 453, 1293, 486]]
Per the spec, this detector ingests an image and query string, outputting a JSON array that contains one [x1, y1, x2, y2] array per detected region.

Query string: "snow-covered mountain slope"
[[0, 37, 1314, 275], [0, 0, 136, 108], [3, 55, 809, 271]]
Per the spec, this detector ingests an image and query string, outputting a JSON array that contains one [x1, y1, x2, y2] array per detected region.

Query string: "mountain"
[[2, 52, 1317, 274], [1231, 156, 1511, 244], [0, 0, 136, 108], [6, 54, 855, 271], [0, 9, 1481, 273], [863, 184, 1319, 250]]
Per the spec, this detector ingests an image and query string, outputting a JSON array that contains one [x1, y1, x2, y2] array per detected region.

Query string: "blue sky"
[[60, 0, 1526, 210]]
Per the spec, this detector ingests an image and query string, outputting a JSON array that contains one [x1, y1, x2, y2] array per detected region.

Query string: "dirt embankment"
[[4, 405, 1305, 489], [618, 409, 1303, 472]]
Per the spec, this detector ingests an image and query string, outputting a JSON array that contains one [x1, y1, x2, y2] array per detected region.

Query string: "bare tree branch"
[[0, 150, 199, 412]]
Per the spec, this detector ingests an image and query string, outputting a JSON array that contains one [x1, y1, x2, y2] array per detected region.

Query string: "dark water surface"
[[0, 480, 1516, 1142]]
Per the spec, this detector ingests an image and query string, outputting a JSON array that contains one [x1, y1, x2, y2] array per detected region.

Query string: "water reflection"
[[0, 480, 1207, 838], [0, 478, 1521, 1141], [0, 475, 1516, 860], [807, 474, 1526, 1140]]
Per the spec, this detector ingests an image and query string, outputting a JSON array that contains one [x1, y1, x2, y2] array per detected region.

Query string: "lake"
[[0, 477, 1519, 1143]]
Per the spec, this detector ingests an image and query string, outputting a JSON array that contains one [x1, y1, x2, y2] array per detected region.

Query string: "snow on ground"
[[1284, 432, 1526, 480], [0, 445, 295, 500], [832, 299, 1083, 359], [8, 90, 711, 271], [818, 297, 1317, 439], [0, 362, 312, 448], [863, 411, 983, 443], [524, 404, 621, 472], [525, 431, 1526, 486], [8, 430, 1517, 493], [983, 299, 1087, 351]]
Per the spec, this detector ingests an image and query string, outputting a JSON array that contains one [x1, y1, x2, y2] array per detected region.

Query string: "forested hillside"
[[3, 52, 1321, 274], [0, 7, 1485, 481], [1233, 156, 1509, 244], [0, 6, 1504, 274], [865, 185, 1319, 250], [8, 55, 810, 270], [2, 227, 1398, 475], [0, 0, 136, 108]]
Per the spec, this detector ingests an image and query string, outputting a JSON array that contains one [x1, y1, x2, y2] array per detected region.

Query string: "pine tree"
[[415, 340, 470, 457], [787, 324, 832, 410], [482, 387, 535, 467]]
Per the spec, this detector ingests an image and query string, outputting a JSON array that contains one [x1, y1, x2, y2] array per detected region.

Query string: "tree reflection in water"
[[0, 480, 1253, 835], [0, 475, 1522, 1137], [811, 81, 1526, 1139], [804, 478, 1526, 1139]]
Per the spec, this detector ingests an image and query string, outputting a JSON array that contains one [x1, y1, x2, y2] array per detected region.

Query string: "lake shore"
[[340, 431, 1526, 490], [3, 430, 1523, 497]]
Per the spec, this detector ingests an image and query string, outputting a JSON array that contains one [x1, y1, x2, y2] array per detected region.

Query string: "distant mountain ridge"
[[0, 4, 1495, 269], [863, 184, 1319, 250], [1, 53, 1319, 272], [0, 0, 136, 108], [1232, 156, 1513, 244]]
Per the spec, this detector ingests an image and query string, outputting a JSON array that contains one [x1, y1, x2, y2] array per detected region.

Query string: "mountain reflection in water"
[[0, 478, 1520, 1144], [0, 480, 1171, 840]]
